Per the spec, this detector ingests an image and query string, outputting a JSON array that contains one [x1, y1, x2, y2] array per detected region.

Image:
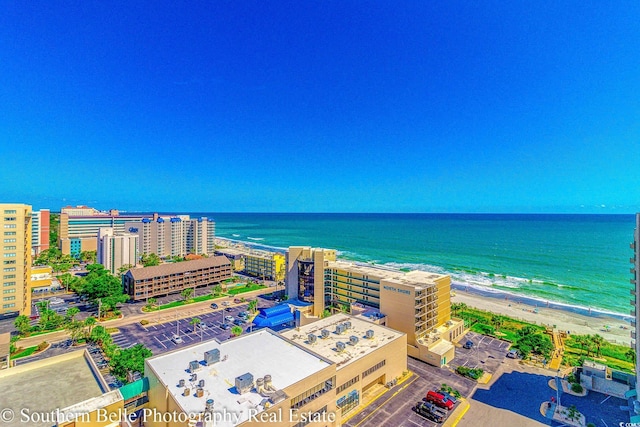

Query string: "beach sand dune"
[[452, 290, 631, 346]]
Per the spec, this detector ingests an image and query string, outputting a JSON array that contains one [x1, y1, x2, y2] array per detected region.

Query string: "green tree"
[[591, 334, 605, 357], [145, 297, 157, 311], [490, 315, 504, 333], [14, 315, 31, 336], [84, 316, 97, 338], [38, 307, 64, 331], [212, 285, 223, 296], [574, 335, 590, 356], [626, 348, 636, 364], [171, 255, 184, 263], [117, 264, 133, 276], [58, 272, 74, 292], [49, 213, 59, 247], [181, 288, 193, 301], [248, 299, 258, 313], [67, 319, 85, 344], [65, 307, 80, 323], [79, 264, 129, 316], [79, 250, 97, 264], [109, 344, 152, 382], [141, 253, 161, 267], [231, 325, 243, 337], [190, 317, 201, 333], [89, 325, 110, 345]]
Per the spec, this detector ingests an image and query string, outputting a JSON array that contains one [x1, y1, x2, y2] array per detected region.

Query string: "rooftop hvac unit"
[[336, 342, 346, 351], [321, 329, 330, 339], [365, 329, 375, 339], [190, 373, 198, 382], [205, 399, 214, 412], [344, 321, 352, 329], [235, 373, 254, 395], [335, 324, 346, 335], [198, 379, 205, 388], [189, 360, 200, 372], [307, 334, 317, 344], [178, 379, 186, 388], [183, 388, 191, 397], [204, 349, 220, 365], [349, 336, 359, 345], [196, 388, 204, 398]]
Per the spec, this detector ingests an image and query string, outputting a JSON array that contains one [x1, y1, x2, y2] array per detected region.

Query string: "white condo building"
[[96, 227, 138, 275]]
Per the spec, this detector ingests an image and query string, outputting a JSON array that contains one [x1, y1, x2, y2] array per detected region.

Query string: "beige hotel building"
[[285, 246, 464, 366], [0, 204, 32, 318]]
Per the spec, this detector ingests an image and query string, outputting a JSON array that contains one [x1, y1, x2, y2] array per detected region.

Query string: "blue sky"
[[1, 1, 638, 213]]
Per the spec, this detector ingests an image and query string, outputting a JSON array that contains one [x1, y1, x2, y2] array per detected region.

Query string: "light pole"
[[176, 311, 179, 337]]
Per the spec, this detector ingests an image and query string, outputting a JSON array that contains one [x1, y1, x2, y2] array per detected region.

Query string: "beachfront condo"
[[285, 246, 464, 366], [0, 203, 32, 318], [96, 227, 139, 275], [630, 213, 640, 417]]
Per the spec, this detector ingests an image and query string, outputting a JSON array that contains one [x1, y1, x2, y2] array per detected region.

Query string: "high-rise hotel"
[[0, 204, 32, 318], [631, 213, 640, 417]]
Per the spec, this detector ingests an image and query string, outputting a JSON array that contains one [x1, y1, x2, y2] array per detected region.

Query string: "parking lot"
[[345, 357, 477, 427], [116, 299, 277, 355], [449, 332, 512, 374]]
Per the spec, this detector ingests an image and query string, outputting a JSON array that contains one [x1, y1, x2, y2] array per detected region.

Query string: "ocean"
[[189, 213, 635, 317]]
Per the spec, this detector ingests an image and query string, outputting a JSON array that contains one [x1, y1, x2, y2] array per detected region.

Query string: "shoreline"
[[451, 287, 632, 346]]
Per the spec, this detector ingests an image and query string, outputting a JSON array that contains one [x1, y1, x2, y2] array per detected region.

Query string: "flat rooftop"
[[0, 351, 103, 427], [145, 329, 333, 426], [281, 314, 405, 369], [327, 260, 447, 288]]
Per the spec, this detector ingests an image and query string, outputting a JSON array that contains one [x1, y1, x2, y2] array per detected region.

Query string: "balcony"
[[633, 289, 637, 296], [632, 268, 637, 275], [632, 242, 636, 250], [632, 258, 637, 265], [632, 331, 637, 340], [632, 319, 636, 328], [632, 309, 637, 317], [632, 299, 636, 306]]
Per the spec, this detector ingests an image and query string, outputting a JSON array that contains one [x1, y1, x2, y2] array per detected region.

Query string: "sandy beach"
[[451, 289, 632, 346]]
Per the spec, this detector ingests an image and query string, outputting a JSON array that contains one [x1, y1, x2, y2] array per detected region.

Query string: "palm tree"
[[491, 315, 504, 333], [181, 288, 193, 301], [190, 317, 201, 334], [591, 334, 605, 357], [248, 299, 258, 314], [84, 317, 97, 338], [574, 335, 589, 356], [65, 307, 80, 323]]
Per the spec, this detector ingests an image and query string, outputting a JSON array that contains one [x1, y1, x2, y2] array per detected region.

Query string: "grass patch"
[[149, 293, 225, 311], [11, 346, 38, 359], [27, 328, 65, 337], [564, 336, 634, 373], [227, 284, 267, 295]]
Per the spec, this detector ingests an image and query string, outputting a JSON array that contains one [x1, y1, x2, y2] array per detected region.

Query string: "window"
[[4, 217, 16, 221], [3, 253, 16, 258], [3, 289, 15, 294], [4, 232, 16, 236], [3, 225, 16, 229], [3, 296, 15, 301], [3, 246, 16, 251], [3, 210, 16, 214], [290, 377, 335, 409], [3, 275, 15, 279], [362, 360, 386, 378], [3, 239, 16, 243], [3, 261, 16, 265], [3, 282, 15, 287], [3, 303, 15, 308], [337, 375, 359, 394], [3, 268, 16, 272]]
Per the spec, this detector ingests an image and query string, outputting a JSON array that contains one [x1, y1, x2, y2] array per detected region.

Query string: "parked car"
[[172, 335, 183, 344], [233, 298, 242, 304], [413, 402, 445, 423], [439, 390, 458, 404], [225, 315, 235, 322], [221, 323, 231, 330], [198, 323, 208, 330], [507, 349, 520, 359], [233, 319, 246, 326], [463, 340, 474, 349], [210, 303, 219, 309], [426, 391, 454, 410], [222, 301, 231, 307]]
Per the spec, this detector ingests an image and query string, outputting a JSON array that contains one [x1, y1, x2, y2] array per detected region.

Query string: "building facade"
[[123, 256, 232, 301], [286, 246, 463, 366], [244, 252, 286, 282], [31, 208, 50, 256], [631, 213, 640, 416], [96, 228, 139, 275], [0, 203, 32, 318], [187, 217, 216, 256]]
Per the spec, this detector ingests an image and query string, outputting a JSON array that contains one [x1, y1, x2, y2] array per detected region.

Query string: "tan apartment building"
[[145, 328, 339, 427], [123, 256, 232, 301], [215, 247, 246, 271], [281, 314, 407, 419], [244, 251, 285, 282], [286, 247, 463, 366], [1, 203, 32, 318], [96, 227, 138, 275]]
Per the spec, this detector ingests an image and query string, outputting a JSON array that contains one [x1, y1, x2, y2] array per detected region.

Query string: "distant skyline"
[[1, 2, 639, 213]]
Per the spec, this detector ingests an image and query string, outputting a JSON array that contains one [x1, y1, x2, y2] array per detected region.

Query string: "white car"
[[225, 316, 234, 322], [172, 335, 183, 344]]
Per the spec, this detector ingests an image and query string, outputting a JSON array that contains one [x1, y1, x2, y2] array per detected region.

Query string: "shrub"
[[456, 366, 484, 380], [140, 319, 149, 325], [567, 373, 577, 384], [571, 383, 583, 393], [37, 341, 48, 351]]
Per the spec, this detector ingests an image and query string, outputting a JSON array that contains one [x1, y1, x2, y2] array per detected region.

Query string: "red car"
[[426, 390, 454, 410]]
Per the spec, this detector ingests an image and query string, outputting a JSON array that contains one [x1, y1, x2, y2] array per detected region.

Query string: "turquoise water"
[[194, 213, 635, 316]]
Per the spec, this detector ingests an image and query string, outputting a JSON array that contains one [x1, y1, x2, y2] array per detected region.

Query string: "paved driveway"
[[449, 331, 511, 374]]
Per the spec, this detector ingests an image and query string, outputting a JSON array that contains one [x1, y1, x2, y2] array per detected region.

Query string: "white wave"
[[247, 237, 264, 241], [232, 234, 240, 237]]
